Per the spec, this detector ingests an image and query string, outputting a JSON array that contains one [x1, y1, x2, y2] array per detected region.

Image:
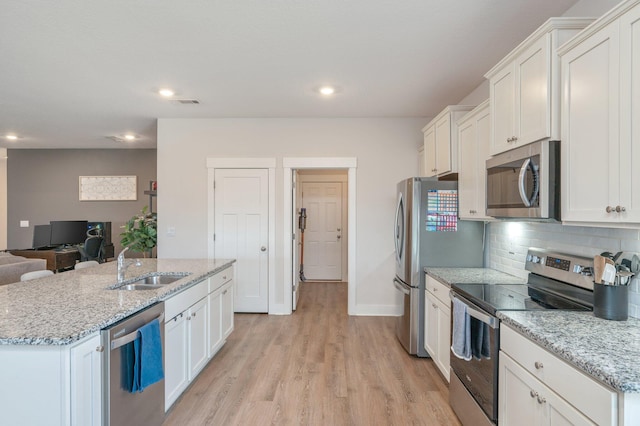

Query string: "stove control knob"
[[573, 264, 583, 274], [526, 254, 533, 262], [532, 256, 540, 264]]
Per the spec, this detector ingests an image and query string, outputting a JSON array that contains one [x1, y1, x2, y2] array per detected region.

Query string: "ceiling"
[[0, 0, 580, 149]]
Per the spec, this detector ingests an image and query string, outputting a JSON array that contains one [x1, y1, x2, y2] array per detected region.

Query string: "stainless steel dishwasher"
[[101, 302, 165, 426]]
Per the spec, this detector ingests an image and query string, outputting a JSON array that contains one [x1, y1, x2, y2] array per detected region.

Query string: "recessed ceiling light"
[[124, 134, 136, 141], [159, 88, 175, 97], [319, 86, 336, 96], [5, 134, 18, 140]]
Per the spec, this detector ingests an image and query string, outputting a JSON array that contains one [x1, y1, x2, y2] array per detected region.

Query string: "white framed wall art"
[[79, 175, 137, 201]]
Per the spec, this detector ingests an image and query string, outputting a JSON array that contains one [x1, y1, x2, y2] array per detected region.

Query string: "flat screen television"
[[32, 224, 51, 249], [49, 220, 88, 246]]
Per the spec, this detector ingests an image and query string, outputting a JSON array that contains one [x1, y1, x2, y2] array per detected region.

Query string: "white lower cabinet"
[[500, 325, 616, 426], [165, 266, 235, 411], [188, 297, 209, 379], [221, 280, 234, 339], [70, 333, 103, 426], [424, 275, 451, 382], [500, 353, 594, 426], [165, 311, 189, 409]]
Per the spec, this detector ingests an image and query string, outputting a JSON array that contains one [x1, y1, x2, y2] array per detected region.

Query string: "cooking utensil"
[[617, 270, 633, 286], [603, 263, 617, 285], [593, 255, 606, 284]]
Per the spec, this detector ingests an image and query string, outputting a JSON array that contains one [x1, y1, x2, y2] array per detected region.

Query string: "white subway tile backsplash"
[[487, 222, 640, 319]]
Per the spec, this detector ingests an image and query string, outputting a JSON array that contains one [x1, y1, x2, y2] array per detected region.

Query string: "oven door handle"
[[393, 278, 411, 295], [450, 293, 499, 329]]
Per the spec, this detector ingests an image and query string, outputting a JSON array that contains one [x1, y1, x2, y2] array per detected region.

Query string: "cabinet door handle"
[[537, 395, 546, 404], [534, 361, 543, 370], [432, 303, 437, 309], [96, 345, 104, 352], [606, 206, 614, 213], [187, 315, 191, 320], [530, 390, 538, 398], [192, 312, 197, 318], [616, 205, 626, 213], [222, 276, 227, 280], [222, 290, 228, 295]]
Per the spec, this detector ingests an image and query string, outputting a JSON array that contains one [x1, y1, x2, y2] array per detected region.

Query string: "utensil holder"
[[593, 282, 628, 321]]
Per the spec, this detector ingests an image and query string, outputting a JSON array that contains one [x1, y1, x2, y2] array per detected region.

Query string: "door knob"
[[261, 246, 267, 252]]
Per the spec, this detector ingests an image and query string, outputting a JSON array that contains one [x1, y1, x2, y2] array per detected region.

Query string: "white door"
[[301, 182, 342, 280], [214, 169, 269, 312]]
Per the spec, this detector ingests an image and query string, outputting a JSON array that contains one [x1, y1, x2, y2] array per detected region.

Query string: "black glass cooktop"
[[451, 283, 591, 315]]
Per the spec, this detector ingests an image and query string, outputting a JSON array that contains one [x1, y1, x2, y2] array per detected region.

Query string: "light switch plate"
[[19, 220, 29, 228]]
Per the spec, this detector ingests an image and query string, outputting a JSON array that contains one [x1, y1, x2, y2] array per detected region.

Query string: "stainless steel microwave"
[[486, 140, 560, 220]]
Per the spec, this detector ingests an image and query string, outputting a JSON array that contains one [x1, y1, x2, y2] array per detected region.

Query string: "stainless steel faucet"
[[117, 247, 130, 283]]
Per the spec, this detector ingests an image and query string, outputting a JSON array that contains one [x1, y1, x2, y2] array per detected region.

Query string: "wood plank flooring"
[[163, 282, 461, 426]]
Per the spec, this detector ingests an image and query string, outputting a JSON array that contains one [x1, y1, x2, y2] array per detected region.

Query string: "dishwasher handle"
[[393, 278, 411, 295], [110, 312, 165, 351]]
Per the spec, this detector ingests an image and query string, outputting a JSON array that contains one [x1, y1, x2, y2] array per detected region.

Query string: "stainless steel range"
[[448, 248, 594, 426]]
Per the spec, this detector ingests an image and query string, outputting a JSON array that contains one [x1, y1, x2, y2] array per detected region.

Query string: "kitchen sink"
[[112, 273, 191, 290]]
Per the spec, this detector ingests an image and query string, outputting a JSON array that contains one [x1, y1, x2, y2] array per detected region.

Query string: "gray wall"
[[7, 149, 156, 254]]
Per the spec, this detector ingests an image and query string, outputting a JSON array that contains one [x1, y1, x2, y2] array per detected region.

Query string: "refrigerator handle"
[[393, 278, 410, 295]]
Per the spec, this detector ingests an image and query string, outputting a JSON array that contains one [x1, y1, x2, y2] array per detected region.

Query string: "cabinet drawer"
[[165, 279, 208, 321], [425, 275, 450, 306], [501, 326, 616, 426], [209, 266, 233, 293]]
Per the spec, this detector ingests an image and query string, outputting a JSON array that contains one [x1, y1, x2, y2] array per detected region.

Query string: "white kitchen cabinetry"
[[165, 266, 235, 411], [221, 280, 234, 339], [418, 145, 426, 176], [559, 1, 640, 225], [485, 18, 594, 155], [422, 105, 475, 178], [500, 326, 616, 426], [70, 334, 103, 426], [457, 100, 493, 220], [424, 274, 451, 382]]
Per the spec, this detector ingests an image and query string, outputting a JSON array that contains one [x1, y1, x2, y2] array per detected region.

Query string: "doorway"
[[283, 157, 357, 315], [297, 171, 347, 281]]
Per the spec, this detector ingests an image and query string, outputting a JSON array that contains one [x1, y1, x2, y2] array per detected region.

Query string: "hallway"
[[164, 282, 460, 425]]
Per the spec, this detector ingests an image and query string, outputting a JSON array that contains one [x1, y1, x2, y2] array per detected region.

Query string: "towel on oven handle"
[[451, 297, 471, 360], [470, 317, 491, 360]]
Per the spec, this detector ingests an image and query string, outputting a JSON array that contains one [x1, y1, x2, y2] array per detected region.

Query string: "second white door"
[[214, 169, 268, 313], [301, 182, 342, 280]]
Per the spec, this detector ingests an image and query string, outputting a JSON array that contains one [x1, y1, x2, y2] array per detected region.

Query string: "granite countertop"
[[0, 258, 235, 346], [425, 267, 527, 287], [498, 310, 640, 393]]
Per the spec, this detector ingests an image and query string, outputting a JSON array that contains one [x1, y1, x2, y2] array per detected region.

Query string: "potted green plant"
[[120, 206, 157, 255]]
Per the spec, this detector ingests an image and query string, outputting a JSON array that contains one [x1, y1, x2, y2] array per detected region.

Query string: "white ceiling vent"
[[170, 99, 200, 104]]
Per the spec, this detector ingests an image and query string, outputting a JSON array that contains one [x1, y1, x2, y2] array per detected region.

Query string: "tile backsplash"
[[485, 221, 640, 319]]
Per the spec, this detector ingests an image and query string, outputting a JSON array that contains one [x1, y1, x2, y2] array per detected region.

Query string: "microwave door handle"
[[518, 158, 533, 207]]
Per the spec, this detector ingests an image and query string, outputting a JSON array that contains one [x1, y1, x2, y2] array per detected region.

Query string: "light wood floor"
[[163, 282, 461, 426]]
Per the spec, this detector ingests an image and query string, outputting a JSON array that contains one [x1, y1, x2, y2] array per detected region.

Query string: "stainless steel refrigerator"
[[393, 178, 484, 357]]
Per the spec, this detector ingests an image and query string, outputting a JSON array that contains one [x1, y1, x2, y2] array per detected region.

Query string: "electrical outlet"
[[19, 220, 29, 228]]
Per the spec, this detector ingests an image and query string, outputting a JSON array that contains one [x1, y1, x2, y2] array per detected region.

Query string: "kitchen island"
[[0, 258, 235, 426]]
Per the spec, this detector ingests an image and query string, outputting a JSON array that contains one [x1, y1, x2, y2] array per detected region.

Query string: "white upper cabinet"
[[559, 0, 640, 225], [422, 105, 475, 178], [485, 18, 595, 155], [458, 100, 493, 220]]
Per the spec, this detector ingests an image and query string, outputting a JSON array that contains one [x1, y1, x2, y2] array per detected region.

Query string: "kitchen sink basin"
[[112, 273, 191, 290]]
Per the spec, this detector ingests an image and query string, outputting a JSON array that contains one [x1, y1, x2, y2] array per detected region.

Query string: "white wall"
[[562, 0, 622, 16], [156, 118, 425, 315], [0, 148, 6, 250]]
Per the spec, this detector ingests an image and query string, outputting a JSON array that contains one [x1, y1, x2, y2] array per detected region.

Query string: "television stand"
[[10, 248, 80, 272]]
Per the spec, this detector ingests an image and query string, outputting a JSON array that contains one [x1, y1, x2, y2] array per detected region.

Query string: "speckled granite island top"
[[425, 267, 527, 286], [0, 258, 235, 346], [498, 310, 640, 393]]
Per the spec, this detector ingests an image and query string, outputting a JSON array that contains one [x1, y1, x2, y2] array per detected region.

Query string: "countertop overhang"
[[0, 258, 235, 346]]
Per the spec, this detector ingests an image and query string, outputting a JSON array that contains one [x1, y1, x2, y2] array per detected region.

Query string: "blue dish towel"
[[131, 318, 164, 393], [451, 297, 471, 361]]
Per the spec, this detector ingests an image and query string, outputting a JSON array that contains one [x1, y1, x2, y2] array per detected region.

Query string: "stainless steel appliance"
[[393, 178, 484, 357], [449, 248, 594, 426], [486, 140, 560, 219], [102, 302, 165, 426]]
